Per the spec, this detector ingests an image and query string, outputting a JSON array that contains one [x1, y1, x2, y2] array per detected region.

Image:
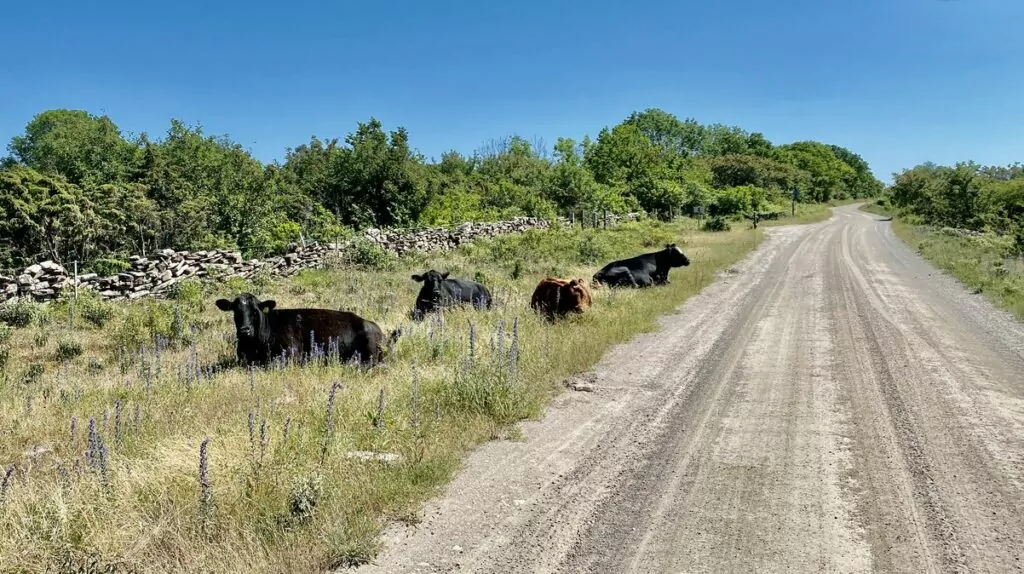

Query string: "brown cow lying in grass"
[[530, 276, 593, 320]]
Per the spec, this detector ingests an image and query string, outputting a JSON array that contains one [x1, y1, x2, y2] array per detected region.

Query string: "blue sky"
[[2, 0, 1022, 182]]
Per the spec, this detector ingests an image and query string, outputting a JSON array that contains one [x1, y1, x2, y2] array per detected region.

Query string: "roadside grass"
[[0, 219, 762, 573], [859, 201, 1024, 320], [857, 198, 892, 217], [891, 220, 1024, 320]]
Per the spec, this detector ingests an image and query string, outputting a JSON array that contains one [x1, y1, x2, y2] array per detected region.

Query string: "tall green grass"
[[0, 219, 761, 572]]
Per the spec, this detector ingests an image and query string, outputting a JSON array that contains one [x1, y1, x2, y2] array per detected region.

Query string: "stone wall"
[[0, 213, 640, 304]]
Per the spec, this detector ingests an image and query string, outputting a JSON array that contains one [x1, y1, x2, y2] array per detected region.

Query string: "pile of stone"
[[0, 212, 644, 304], [0, 261, 70, 300]]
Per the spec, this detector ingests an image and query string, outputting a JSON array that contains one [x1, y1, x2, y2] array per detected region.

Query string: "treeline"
[[0, 108, 883, 271], [887, 161, 1024, 250]]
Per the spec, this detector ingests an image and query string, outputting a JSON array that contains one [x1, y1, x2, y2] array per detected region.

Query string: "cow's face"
[[563, 278, 592, 308], [411, 270, 450, 292], [664, 243, 690, 267], [215, 293, 276, 338]]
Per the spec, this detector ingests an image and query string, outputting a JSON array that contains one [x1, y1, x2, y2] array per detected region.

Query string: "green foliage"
[[55, 338, 84, 362], [112, 300, 198, 356], [0, 166, 101, 267], [703, 216, 731, 232], [49, 290, 117, 328], [345, 237, 396, 270], [888, 161, 1024, 234], [1, 107, 883, 270], [7, 110, 139, 187], [0, 299, 42, 328], [168, 280, 205, 313], [89, 257, 131, 278], [289, 473, 325, 522], [773, 141, 856, 202]]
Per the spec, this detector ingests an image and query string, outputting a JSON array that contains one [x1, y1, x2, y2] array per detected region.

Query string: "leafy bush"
[[169, 280, 205, 312], [573, 233, 615, 264], [0, 299, 41, 328], [703, 216, 731, 232], [89, 258, 131, 278], [112, 300, 198, 357], [288, 473, 324, 522], [345, 237, 395, 270], [79, 295, 116, 328], [55, 338, 83, 362]]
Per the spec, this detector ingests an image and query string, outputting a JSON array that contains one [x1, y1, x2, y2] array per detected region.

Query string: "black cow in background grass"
[[410, 269, 492, 320], [592, 243, 691, 288], [216, 293, 400, 367]]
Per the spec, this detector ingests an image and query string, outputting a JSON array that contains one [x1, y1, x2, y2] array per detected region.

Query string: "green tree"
[[6, 109, 140, 187], [330, 118, 428, 228], [0, 166, 101, 267], [774, 141, 855, 202], [545, 137, 598, 212]]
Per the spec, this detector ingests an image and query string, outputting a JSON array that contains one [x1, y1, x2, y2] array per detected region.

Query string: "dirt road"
[[355, 205, 1024, 573]]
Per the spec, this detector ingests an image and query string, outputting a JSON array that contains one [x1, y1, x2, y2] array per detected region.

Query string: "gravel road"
[[354, 205, 1024, 574]]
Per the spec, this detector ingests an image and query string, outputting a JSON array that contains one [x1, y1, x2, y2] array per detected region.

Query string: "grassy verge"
[[857, 199, 892, 217], [890, 220, 1024, 319], [0, 219, 762, 572], [858, 201, 1023, 319]]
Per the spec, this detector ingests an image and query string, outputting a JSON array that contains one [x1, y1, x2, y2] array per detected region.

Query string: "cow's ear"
[[259, 300, 277, 312], [441, 271, 450, 279], [215, 299, 233, 311], [411, 274, 424, 282]]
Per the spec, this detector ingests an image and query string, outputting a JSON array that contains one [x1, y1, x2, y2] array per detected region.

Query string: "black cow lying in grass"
[[216, 293, 400, 367], [410, 269, 492, 320], [592, 243, 690, 288]]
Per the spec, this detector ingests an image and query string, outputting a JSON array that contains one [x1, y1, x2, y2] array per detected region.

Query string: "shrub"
[[112, 300, 199, 357], [703, 216, 731, 232], [574, 233, 614, 264], [89, 258, 131, 278], [80, 296, 116, 328], [169, 280, 205, 312], [345, 237, 395, 270], [56, 338, 83, 362], [50, 291, 117, 328], [0, 299, 41, 328], [288, 473, 324, 522]]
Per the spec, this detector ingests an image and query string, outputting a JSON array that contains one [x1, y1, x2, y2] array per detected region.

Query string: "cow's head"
[[215, 292, 276, 339], [663, 243, 690, 267], [411, 270, 450, 291], [562, 278, 592, 310]]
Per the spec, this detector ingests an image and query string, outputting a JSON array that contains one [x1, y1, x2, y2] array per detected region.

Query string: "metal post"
[[74, 261, 79, 301]]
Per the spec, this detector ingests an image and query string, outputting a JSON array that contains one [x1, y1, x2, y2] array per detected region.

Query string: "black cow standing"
[[410, 270, 492, 320], [592, 243, 691, 288], [216, 293, 400, 367]]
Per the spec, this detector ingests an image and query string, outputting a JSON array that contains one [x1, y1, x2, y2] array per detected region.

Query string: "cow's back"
[[266, 309, 368, 360], [444, 279, 491, 307]]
